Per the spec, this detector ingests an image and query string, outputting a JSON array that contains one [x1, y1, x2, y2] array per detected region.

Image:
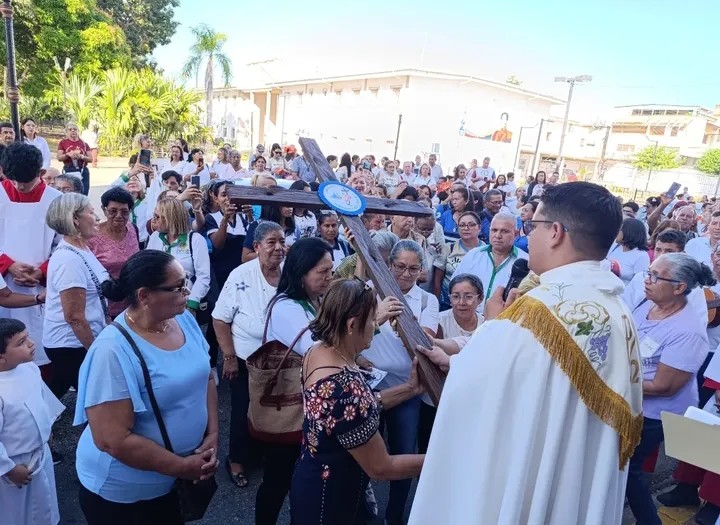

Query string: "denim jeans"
[[626, 417, 664, 525], [380, 395, 421, 522]]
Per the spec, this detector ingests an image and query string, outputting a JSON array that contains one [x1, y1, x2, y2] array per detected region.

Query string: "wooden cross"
[[227, 138, 446, 404]]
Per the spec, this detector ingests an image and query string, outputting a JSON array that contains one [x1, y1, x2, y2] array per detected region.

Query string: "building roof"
[[213, 68, 565, 105]]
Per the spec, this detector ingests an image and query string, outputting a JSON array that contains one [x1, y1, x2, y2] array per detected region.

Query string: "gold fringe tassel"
[[498, 296, 643, 469]]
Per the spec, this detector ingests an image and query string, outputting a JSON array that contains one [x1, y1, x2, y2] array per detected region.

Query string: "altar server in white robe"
[[0, 318, 64, 525], [411, 182, 644, 525], [0, 143, 61, 368]]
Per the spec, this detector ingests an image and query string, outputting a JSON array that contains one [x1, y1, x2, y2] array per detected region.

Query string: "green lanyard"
[[158, 232, 188, 253], [485, 247, 516, 303], [131, 198, 144, 226], [297, 299, 318, 317]]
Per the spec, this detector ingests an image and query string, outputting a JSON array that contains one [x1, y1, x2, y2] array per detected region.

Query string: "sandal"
[[225, 457, 249, 488]]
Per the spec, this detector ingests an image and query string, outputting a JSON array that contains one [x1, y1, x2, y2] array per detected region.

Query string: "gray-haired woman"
[[43, 193, 109, 401], [212, 221, 286, 488], [626, 252, 715, 525], [360, 239, 439, 524]]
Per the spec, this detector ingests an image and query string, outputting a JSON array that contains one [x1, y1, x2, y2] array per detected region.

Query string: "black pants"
[[255, 442, 301, 525], [417, 402, 437, 454], [45, 347, 86, 400], [625, 417, 664, 525], [228, 358, 253, 465], [79, 484, 183, 525]]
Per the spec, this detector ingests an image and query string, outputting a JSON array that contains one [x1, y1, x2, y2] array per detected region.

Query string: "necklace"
[[330, 345, 359, 371], [648, 303, 684, 321], [125, 311, 169, 334]]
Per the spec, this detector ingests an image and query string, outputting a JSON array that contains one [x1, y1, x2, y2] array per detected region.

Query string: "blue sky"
[[153, 0, 720, 120]]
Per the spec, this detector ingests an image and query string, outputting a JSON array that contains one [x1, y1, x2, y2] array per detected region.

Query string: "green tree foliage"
[[96, 0, 180, 60], [632, 145, 681, 171], [181, 25, 233, 128], [8, 0, 132, 98], [697, 149, 720, 176], [65, 68, 210, 155]]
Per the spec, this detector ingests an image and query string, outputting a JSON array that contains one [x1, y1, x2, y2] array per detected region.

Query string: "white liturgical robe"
[[0, 362, 64, 525], [409, 261, 643, 525]]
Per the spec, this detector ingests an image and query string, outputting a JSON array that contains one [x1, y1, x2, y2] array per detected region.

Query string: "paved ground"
[[51, 168, 691, 525]]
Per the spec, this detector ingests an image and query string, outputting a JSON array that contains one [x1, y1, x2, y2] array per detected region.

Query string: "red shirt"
[[58, 138, 89, 171]]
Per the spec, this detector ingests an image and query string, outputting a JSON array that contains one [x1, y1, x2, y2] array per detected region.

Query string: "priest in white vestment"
[[0, 144, 61, 368], [410, 182, 644, 525]]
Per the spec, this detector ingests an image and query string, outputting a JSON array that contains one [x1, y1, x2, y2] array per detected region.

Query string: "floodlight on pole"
[[555, 75, 592, 176], [54, 56, 71, 116]]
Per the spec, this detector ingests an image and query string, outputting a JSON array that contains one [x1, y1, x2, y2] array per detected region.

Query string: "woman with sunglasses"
[[626, 253, 713, 525], [268, 144, 290, 178], [88, 187, 141, 318], [74, 250, 219, 525]]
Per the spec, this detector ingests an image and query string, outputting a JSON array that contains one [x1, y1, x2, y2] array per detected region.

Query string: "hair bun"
[[101, 278, 126, 302]]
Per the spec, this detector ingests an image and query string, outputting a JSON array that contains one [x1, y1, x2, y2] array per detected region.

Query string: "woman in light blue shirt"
[[74, 250, 219, 524]]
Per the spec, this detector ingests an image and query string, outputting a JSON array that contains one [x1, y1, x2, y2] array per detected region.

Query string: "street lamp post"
[[1, 0, 20, 140], [554, 75, 592, 176]]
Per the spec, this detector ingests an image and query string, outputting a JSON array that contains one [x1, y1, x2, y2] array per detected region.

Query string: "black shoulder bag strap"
[[112, 321, 174, 453]]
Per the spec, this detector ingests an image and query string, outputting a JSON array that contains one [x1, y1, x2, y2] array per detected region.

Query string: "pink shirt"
[[87, 223, 139, 318]]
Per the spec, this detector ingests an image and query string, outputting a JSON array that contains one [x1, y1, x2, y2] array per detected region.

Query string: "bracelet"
[[34, 294, 41, 305], [374, 391, 384, 411], [222, 354, 236, 362]]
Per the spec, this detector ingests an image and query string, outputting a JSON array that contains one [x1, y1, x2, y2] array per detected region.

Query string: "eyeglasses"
[[524, 220, 569, 233], [643, 270, 681, 285], [458, 222, 478, 229], [153, 277, 190, 293], [105, 208, 130, 217], [450, 293, 481, 304], [391, 263, 422, 276]]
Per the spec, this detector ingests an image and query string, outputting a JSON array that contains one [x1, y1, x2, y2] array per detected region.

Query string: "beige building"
[[207, 68, 563, 174]]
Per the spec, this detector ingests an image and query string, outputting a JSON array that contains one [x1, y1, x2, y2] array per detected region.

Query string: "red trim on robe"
[[703, 378, 720, 391], [0, 253, 13, 276], [1, 178, 47, 203]]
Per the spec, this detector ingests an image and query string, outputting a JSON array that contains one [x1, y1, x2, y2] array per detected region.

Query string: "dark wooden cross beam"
[[227, 138, 446, 404]]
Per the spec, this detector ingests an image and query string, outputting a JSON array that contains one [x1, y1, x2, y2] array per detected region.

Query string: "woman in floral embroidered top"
[[290, 278, 425, 525]]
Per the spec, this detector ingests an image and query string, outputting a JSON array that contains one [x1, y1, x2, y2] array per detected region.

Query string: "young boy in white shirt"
[[0, 318, 64, 525]]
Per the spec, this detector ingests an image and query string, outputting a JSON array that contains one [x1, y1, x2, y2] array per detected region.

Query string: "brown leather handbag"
[[246, 297, 309, 444]]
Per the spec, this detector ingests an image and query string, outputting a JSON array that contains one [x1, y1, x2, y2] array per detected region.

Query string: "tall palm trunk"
[[205, 57, 214, 128]]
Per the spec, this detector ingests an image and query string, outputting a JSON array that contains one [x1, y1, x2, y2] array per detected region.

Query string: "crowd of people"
[[0, 127, 719, 525]]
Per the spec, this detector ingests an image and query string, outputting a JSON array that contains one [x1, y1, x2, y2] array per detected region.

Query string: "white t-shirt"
[[438, 309, 483, 339], [146, 231, 211, 305], [362, 285, 439, 388], [181, 163, 212, 186], [266, 296, 316, 356], [607, 244, 651, 284], [211, 162, 236, 180], [212, 258, 279, 359], [685, 237, 712, 268], [160, 159, 186, 176], [42, 241, 109, 348], [294, 212, 317, 239]]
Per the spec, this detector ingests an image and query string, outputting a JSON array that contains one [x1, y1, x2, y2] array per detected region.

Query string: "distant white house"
[[205, 68, 564, 174]]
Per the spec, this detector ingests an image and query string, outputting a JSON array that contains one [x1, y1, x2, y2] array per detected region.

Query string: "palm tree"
[[181, 24, 233, 129]]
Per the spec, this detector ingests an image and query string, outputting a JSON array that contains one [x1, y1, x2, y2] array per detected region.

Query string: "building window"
[[648, 125, 665, 136], [545, 131, 552, 141], [370, 88, 379, 98], [616, 144, 635, 152], [670, 126, 679, 137], [352, 89, 361, 96], [632, 109, 642, 116]]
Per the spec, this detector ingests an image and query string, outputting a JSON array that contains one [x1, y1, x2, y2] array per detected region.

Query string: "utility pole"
[[531, 119, 545, 177], [1, 0, 19, 139], [554, 75, 592, 175], [514, 122, 540, 172], [393, 113, 402, 160]]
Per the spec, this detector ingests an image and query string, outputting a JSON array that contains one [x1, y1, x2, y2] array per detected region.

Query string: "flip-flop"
[[225, 457, 249, 488]]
